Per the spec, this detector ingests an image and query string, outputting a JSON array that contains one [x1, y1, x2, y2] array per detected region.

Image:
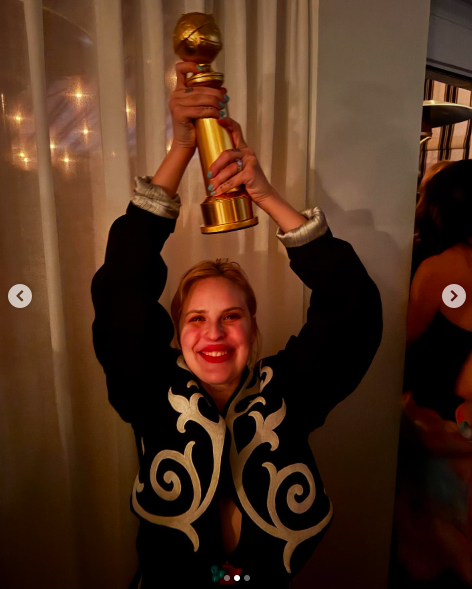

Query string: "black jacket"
[[91, 200, 383, 588]]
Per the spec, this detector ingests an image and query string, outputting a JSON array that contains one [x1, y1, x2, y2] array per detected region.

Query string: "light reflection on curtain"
[[0, 1, 317, 587]]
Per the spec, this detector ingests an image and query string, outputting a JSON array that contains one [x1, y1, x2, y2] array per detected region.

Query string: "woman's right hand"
[[169, 62, 228, 150]]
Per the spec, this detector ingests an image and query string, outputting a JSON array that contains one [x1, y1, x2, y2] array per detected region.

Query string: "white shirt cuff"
[[130, 176, 182, 219], [276, 206, 329, 247]]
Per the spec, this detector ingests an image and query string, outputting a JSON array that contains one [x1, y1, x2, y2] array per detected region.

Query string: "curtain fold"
[[0, 2, 318, 587], [140, 0, 167, 171], [24, 0, 74, 475], [94, 0, 130, 226]]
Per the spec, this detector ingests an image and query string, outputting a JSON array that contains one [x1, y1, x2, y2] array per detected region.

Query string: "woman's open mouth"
[[198, 347, 235, 363]]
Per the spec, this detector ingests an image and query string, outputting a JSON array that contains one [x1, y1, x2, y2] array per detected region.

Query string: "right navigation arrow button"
[[442, 284, 466, 309]]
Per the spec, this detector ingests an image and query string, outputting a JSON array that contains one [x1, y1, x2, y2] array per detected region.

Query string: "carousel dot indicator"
[[224, 574, 231, 581], [244, 575, 250, 581], [234, 574, 240, 581]]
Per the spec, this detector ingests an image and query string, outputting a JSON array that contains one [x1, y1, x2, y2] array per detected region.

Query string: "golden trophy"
[[173, 13, 258, 234]]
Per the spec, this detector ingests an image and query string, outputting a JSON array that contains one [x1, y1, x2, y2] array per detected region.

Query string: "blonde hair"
[[170, 259, 262, 367]]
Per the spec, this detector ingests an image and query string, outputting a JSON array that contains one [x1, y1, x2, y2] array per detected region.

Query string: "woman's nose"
[[206, 320, 226, 340]]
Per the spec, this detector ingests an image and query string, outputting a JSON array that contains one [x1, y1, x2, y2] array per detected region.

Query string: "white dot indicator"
[[224, 575, 231, 581], [244, 575, 250, 581], [234, 575, 240, 581], [442, 284, 466, 309]]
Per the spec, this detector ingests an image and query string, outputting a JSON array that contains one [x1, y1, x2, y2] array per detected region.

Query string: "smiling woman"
[[181, 279, 253, 408], [91, 60, 383, 589], [170, 260, 261, 409]]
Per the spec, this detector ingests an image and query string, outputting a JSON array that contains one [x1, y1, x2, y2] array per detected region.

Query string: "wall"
[[294, 1, 431, 588], [428, 0, 472, 77]]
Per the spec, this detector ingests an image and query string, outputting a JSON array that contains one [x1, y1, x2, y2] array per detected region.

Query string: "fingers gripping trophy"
[[173, 12, 258, 234]]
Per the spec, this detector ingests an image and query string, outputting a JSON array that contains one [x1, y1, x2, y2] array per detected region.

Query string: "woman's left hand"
[[208, 117, 275, 205]]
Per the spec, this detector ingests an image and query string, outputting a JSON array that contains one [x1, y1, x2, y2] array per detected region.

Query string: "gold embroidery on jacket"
[[226, 364, 333, 573], [132, 381, 226, 551]]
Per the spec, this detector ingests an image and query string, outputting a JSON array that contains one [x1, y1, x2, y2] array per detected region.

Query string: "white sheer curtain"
[[0, 0, 318, 587]]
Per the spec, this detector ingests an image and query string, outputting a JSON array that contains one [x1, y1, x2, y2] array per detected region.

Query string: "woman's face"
[[179, 277, 254, 391]]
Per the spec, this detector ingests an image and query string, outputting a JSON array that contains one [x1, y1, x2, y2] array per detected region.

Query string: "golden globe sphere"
[[173, 12, 222, 64]]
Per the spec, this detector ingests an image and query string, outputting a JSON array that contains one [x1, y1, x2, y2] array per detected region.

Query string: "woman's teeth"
[[201, 351, 228, 357]]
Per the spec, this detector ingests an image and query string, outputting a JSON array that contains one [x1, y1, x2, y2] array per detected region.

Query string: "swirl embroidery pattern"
[[226, 364, 333, 573], [132, 381, 226, 551]]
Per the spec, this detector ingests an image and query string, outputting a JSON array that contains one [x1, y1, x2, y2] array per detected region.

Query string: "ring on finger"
[[236, 158, 243, 174]]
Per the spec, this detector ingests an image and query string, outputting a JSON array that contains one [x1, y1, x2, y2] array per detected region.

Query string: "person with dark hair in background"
[[411, 159, 471, 278], [91, 61, 383, 589], [392, 159, 472, 588]]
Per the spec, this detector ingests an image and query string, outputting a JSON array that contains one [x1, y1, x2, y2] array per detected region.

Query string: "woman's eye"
[[189, 314, 240, 322]]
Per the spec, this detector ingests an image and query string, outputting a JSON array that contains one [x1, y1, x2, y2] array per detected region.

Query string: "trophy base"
[[201, 216, 259, 234], [200, 191, 258, 234]]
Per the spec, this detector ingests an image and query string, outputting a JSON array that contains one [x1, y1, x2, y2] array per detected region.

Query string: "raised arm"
[[91, 174, 182, 423], [249, 190, 383, 431], [274, 209, 383, 431]]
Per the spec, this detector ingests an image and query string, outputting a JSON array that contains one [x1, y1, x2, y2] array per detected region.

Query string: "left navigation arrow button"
[[8, 284, 32, 308]]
